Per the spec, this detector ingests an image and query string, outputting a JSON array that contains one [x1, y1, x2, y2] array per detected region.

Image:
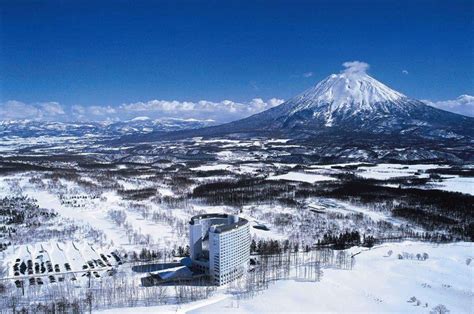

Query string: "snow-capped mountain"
[[0, 118, 215, 138], [287, 72, 407, 126], [3, 70, 473, 162], [123, 69, 473, 162], [188, 70, 473, 140]]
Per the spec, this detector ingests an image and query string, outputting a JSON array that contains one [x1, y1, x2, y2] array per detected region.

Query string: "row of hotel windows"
[[219, 233, 250, 247], [215, 267, 244, 284]]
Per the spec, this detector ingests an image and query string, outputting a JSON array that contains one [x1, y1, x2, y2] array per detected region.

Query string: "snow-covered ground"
[[191, 163, 263, 175], [356, 163, 448, 180], [307, 162, 474, 195], [307, 198, 404, 225], [191, 164, 233, 172], [267, 171, 336, 183], [194, 242, 474, 313], [0, 174, 185, 252], [1, 156, 472, 312], [429, 176, 474, 196], [98, 241, 473, 314]]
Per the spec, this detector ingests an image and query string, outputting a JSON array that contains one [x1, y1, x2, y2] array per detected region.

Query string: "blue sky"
[[0, 0, 473, 121]]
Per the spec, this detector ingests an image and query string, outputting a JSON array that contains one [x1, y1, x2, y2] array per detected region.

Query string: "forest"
[[191, 176, 474, 240]]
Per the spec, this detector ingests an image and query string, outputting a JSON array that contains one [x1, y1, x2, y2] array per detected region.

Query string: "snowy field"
[[0, 173, 186, 251], [429, 176, 474, 195], [267, 171, 336, 183], [98, 241, 473, 314], [356, 164, 448, 180], [307, 198, 405, 226], [308, 162, 474, 195], [191, 163, 263, 175], [0, 140, 472, 313], [195, 242, 471, 314]]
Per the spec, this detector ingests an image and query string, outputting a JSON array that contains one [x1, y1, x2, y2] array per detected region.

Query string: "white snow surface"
[[357, 163, 448, 180], [267, 171, 336, 183], [294, 72, 405, 109], [288, 72, 407, 126], [190, 164, 232, 172], [191, 242, 473, 314], [102, 242, 473, 314], [429, 176, 474, 195]]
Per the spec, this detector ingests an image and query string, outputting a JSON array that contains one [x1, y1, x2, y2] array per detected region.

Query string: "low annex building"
[[189, 213, 251, 285]]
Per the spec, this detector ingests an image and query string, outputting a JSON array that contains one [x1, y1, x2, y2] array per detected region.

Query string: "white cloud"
[[424, 95, 474, 117], [39, 102, 65, 116], [88, 105, 116, 116], [0, 98, 285, 123], [342, 61, 370, 75], [268, 98, 285, 107], [402, 70, 409, 75], [119, 98, 284, 122], [290, 72, 315, 79], [71, 105, 85, 115], [0, 100, 62, 120]]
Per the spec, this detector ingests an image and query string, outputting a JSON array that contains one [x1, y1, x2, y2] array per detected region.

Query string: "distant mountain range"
[[119, 71, 473, 162], [2, 71, 473, 162], [153, 71, 472, 139], [2, 72, 472, 141], [0, 117, 215, 138]]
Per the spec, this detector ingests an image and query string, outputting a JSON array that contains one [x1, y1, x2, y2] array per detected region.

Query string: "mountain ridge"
[[184, 71, 473, 139], [113, 70, 473, 162]]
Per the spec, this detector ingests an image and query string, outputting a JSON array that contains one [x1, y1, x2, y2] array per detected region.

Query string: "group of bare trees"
[[0, 236, 358, 313], [107, 209, 127, 227], [397, 252, 429, 260], [227, 247, 354, 302], [0, 266, 218, 313]]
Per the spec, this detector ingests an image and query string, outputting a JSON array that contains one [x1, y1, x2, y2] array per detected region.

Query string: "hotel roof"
[[189, 213, 248, 234]]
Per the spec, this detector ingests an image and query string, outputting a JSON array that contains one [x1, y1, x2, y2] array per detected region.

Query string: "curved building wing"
[[189, 214, 251, 285]]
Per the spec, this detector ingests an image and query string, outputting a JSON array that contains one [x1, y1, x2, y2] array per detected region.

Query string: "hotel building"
[[189, 213, 251, 285]]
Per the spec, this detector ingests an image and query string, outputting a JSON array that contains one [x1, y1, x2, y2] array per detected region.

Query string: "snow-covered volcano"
[[286, 71, 408, 126], [215, 68, 473, 139], [123, 65, 473, 163]]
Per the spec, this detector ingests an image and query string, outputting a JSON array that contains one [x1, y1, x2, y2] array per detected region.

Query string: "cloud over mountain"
[[342, 61, 370, 75], [0, 101, 65, 120], [424, 95, 474, 117], [0, 98, 285, 123]]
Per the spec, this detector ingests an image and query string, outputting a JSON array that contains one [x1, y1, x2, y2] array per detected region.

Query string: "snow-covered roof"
[[151, 265, 193, 281]]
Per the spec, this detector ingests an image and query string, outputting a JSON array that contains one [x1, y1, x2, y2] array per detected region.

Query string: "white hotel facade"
[[189, 213, 251, 285]]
